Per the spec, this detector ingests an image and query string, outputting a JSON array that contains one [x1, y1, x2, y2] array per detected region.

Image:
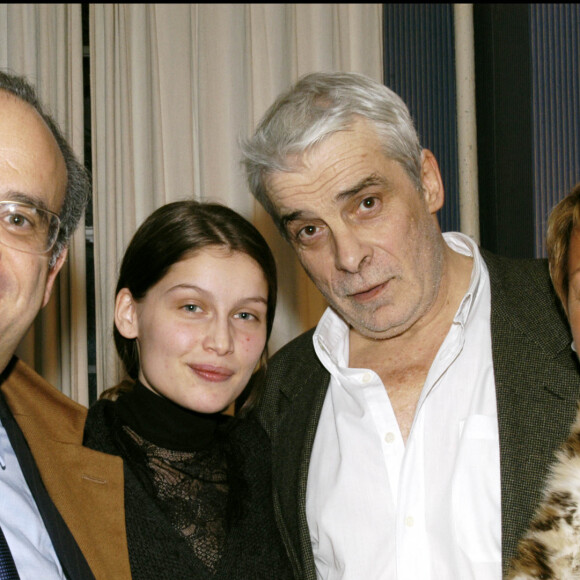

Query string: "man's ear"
[[420, 149, 445, 214], [115, 288, 139, 339], [42, 248, 68, 308]]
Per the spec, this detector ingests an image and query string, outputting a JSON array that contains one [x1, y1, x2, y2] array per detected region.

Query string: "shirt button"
[[362, 373, 372, 383], [384, 432, 395, 444], [405, 516, 414, 527]]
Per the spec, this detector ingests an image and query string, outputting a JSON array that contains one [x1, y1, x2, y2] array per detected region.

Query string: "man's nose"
[[332, 226, 371, 273]]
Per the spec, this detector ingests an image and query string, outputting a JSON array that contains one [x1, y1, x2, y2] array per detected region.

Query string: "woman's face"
[[567, 228, 580, 356], [115, 247, 269, 413]]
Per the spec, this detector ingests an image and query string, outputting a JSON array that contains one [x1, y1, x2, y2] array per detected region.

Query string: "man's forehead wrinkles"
[[334, 174, 389, 204], [273, 162, 365, 203], [269, 136, 391, 233]]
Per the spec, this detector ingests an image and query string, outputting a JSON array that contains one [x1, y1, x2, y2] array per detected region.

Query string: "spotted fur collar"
[[507, 405, 580, 579]]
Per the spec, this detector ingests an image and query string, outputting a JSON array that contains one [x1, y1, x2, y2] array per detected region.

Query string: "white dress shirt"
[[306, 232, 501, 580], [0, 417, 65, 579]]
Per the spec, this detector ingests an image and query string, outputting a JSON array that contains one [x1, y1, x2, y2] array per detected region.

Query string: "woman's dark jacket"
[[83, 383, 293, 580]]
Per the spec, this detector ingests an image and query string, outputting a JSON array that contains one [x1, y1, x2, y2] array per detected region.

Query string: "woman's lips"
[[189, 364, 234, 382]]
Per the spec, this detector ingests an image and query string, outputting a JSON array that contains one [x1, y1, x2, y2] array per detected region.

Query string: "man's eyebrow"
[[334, 174, 388, 203], [279, 174, 389, 232], [280, 210, 304, 231], [2, 191, 53, 213]]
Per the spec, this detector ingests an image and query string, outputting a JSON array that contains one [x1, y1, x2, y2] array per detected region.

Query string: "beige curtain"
[[90, 3, 383, 394], [0, 4, 89, 405]]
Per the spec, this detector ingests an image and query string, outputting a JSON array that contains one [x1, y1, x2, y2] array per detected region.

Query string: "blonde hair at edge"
[[547, 182, 580, 307]]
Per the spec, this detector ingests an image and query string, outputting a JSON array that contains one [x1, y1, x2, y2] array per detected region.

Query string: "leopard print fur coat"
[[507, 405, 580, 579]]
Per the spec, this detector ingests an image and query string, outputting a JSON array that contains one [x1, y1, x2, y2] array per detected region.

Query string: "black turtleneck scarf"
[[114, 380, 227, 451], [111, 381, 240, 574], [83, 379, 294, 580]]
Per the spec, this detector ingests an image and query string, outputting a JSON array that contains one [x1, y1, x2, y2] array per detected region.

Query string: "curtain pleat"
[[90, 3, 383, 395]]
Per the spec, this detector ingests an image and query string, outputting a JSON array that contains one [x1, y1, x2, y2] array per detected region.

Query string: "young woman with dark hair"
[[83, 200, 292, 579]]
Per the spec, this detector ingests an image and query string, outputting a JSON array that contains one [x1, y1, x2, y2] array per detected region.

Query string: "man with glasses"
[[0, 71, 130, 579]]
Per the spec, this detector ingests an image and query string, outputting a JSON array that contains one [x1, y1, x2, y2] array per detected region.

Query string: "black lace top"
[[116, 382, 235, 572], [83, 382, 293, 580]]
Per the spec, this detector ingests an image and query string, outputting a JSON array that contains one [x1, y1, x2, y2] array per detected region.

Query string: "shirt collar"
[[442, 232, 485, 327], [313, 232, 486, 368], [313, 307, 350, 370]]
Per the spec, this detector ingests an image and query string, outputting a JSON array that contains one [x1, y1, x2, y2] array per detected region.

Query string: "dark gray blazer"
[[255, 251, 580, 579]]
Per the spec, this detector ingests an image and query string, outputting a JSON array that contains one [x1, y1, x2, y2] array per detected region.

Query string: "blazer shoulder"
[[270, 327, 318, 365], [256, 327, 329, 437], [1, 357, 87, 442], [267, 328, 327, 389], [482, 249, 551, 285], [482, 250, 570, 348]]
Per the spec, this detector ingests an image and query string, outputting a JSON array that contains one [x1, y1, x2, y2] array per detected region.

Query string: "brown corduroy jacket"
[[0, 357, 131, 580]]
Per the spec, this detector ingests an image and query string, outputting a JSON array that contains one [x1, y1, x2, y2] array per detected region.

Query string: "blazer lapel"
[[0, 389, 95, 579], [263, 331, 329, 580], [1, 358, 131, 580]]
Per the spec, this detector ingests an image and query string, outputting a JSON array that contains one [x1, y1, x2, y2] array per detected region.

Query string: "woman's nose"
[[202, 317, 234, 355]]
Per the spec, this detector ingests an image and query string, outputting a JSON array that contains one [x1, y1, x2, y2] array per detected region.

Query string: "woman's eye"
[[235, 311, 257, 321], [183, 304, 201, 313]]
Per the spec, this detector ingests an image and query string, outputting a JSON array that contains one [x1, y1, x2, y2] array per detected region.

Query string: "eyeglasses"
[[0, 200, 61, 255]]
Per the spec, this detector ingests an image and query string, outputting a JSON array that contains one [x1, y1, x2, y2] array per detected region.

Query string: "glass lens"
[[0, 201, 60, 254]]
